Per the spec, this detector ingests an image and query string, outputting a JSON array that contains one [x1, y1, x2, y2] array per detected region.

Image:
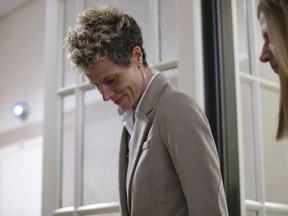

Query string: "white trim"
[[76, 202, 119, 215], [74, 88, 84, 210], [259, 79, 279, 93], [42, 0, 66, 215], [245, 200, 288, 214], [152, 58, 178, 71], [231, 0, 246, 215], [54, 202, 119, 216], [176, 0, 204, 109], [239, 72, 280, 93], [150, 0, 160, 64], [57, 59, 179, 96], [246, 0, 266, 211], [57, 86, 76, 96], [245, 200, 263, 211], [54, 207, 74, 215], [265, 202, 288, 214]]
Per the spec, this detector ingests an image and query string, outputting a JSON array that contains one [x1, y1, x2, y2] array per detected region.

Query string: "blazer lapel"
[[138, 73, 169, 114], [126, 111, 150, 211], [123, 73, 170, 212]]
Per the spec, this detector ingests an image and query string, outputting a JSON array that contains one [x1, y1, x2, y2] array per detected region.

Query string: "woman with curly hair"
[[64, 5, 229, 216]]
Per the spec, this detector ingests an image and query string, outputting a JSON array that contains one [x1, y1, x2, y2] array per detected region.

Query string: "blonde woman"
[[258, 0, 288, 140]]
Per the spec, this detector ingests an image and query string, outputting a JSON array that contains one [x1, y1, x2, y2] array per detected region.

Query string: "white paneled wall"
[[0, 137, 42, 216], [0, 1, 45, 216], [0, 0, 45, 134]]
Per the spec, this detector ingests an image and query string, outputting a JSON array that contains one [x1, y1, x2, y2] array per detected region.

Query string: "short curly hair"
[[63, 5, 148, 72]]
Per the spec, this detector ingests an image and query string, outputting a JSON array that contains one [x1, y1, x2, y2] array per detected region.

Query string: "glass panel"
[[266, 214, 288, 216], [159, 0, 177, 61], [0, 141, 42, 216], [254, 0, 279, 83], [86, 213, 120, 216], [61, 95, 76, 207], [162, 68, 178, 88], [83, 89, 122, 205], [246, 211, 258, 216], [236, 0, 251, 74], [84, 0, 154, 65], [63, 0, 78, 87], [261, 88, 288, 205], [241, 82, 257, 200]]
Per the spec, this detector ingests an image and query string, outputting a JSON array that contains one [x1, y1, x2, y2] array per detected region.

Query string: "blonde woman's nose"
[[259, 44, 271, 63]]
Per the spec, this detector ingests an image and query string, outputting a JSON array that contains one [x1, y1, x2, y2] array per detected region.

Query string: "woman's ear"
[[132, 46, 143, 66]]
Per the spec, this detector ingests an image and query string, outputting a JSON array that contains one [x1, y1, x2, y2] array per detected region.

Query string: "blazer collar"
[[125, 73, 169, 209], [126, 111, 150, 210], [136, 72, 169, 116]]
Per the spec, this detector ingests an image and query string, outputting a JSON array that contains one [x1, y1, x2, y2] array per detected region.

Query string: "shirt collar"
[[120, 71, 159, 136]]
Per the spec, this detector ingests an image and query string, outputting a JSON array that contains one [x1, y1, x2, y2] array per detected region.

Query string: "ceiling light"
[[12, 102, 28, 120]]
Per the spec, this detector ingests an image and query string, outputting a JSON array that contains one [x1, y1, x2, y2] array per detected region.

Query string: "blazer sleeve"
[[158, 92, 229, 216]]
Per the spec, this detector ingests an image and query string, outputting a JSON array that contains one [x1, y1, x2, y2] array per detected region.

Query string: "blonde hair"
[[63, 5, 148, 72], [258, 0, 288, 140]]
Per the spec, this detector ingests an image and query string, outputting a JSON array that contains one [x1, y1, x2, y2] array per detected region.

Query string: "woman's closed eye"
[[104, 76, 116, 85], [90, 75, 117, 91]]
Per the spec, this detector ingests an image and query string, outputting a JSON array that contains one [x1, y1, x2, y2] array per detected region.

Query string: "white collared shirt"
[[120, 71, 159, 150]]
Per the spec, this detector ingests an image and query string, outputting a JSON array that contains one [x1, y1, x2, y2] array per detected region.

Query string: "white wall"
[[0, 137, 42, 216], [0, 1, 45, 216], [0, 0, 45, 136]]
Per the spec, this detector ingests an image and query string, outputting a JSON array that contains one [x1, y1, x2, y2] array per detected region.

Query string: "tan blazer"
[[118, 73, 229, 216]]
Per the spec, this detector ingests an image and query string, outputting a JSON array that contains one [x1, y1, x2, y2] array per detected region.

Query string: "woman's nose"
[[99, 85, 114, 101], [259, 44, 270, 63]]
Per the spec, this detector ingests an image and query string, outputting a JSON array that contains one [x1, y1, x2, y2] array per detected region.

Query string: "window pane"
[[86, 213, 120, 216], [0, 140, 42, 216], [63, 0, 78, 87], [241, 82, 257, 200], [236, 0, 251, 74], [261, 88, 288, 205], [246, 211, 258, 216], [162, 68, 178, 88], [61, 95, 76, 207], [266, 214, 288, 216], [159, 0, 177, 61], [83, 89, 122, 205]]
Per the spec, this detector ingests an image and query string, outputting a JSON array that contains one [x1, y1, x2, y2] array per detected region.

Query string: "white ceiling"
[[0, 0, 33, 18]]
